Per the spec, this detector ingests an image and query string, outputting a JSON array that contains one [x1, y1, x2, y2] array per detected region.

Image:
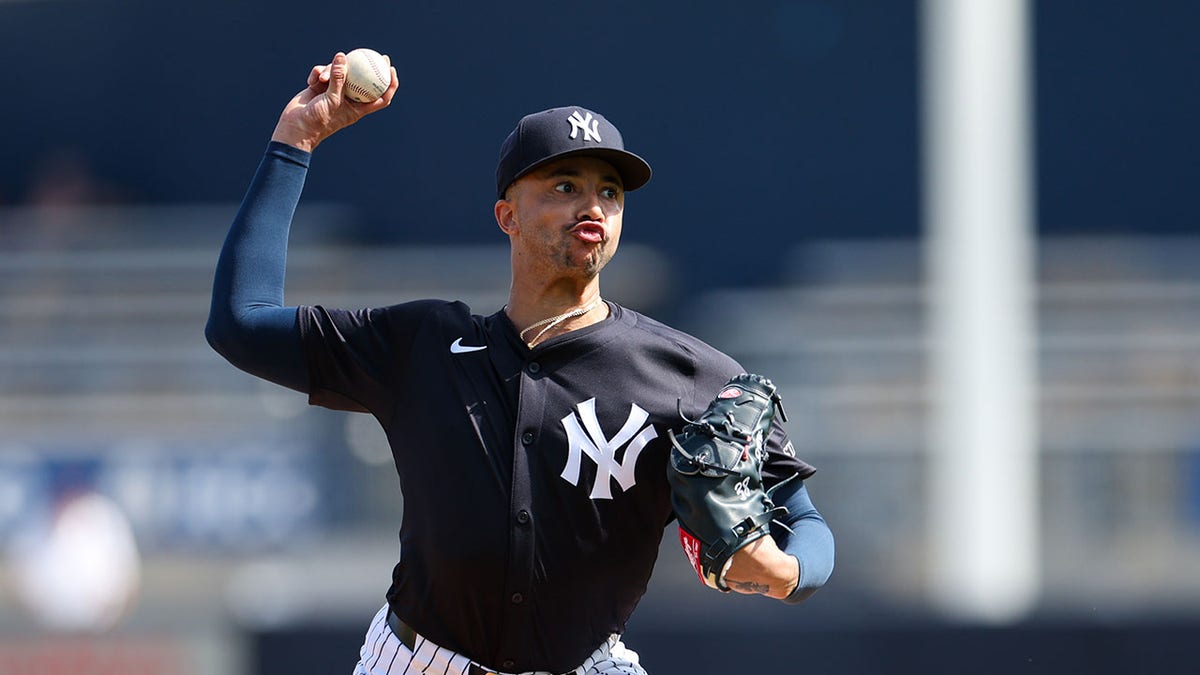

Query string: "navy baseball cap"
[[495, 106, 652, 198]]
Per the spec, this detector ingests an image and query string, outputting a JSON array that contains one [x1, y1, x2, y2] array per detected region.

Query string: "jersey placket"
[[491, 357, 546, 671]]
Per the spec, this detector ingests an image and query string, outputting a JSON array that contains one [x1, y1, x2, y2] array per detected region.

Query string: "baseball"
[[344, 48, 390, 103]]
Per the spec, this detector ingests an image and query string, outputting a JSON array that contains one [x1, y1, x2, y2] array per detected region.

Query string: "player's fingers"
[[376, 65, 400, 108], [325, 52, 348, 103], [306, 63, 333, 94]]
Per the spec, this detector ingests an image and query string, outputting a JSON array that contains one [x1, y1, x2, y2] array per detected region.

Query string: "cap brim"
[[509, 147, 652, 195]]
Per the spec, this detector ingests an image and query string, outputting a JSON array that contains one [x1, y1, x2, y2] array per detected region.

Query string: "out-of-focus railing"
[[3, 205, 1200, 632], [0, 204, 674, 633], [678, 237, 1200, 615]]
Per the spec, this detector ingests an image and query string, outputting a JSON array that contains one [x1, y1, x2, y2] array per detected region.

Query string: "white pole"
[[921, 0, 1038, 621]]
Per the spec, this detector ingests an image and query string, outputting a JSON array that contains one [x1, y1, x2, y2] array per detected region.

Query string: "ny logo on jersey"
[[567, 110, 602, 142], [560, 398, 658, 499]]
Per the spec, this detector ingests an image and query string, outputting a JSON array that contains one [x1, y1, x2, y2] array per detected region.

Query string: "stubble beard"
[[538, 223, 613, 278], [577, 245, 611, 277], [517, 215, 615, 280]]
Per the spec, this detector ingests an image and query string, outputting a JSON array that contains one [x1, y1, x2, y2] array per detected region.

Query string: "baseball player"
[[206, 52, 834, 675]]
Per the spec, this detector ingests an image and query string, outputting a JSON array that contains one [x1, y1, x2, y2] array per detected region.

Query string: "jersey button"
[[502, 660, 515, 670], [521, 431, 534, 445], [527, 362, 540, 374], [511, 592, 524, 604], [517, 510, 530, 524]]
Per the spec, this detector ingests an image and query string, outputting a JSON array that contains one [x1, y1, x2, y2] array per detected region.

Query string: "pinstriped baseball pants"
[[353, 605, 648, 675]]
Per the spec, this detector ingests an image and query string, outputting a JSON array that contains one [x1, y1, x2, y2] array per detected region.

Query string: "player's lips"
[[569, 221, 606, 244]]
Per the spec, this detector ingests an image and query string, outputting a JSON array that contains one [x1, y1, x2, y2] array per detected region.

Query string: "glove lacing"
[[670, 396, 799, 535]]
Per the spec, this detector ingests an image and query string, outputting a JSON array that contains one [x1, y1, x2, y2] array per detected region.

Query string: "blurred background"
[[2, 0, 1199, 673]]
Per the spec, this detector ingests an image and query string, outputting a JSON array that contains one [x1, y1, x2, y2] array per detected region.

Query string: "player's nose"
[[576, 193, 606, 221]]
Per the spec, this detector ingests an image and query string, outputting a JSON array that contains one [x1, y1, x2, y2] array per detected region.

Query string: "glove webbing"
[[669, 394, 788, 475], [675, 391, 789, 437], [667, 431, 742, 476]]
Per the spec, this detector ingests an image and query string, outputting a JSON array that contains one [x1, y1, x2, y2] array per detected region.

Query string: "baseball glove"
[[668, 373, 792, 592]]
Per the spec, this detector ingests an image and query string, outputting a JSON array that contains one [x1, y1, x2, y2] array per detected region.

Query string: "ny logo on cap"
[[567, 110, 602, 143]]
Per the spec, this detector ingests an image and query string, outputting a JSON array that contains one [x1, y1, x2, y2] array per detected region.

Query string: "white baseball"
[[344, 48, 390, 103]]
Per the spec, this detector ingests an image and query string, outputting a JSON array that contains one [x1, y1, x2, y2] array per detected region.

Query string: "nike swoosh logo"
[[450, 337, 487, 354]]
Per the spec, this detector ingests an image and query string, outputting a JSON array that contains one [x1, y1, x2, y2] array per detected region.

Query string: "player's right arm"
[[205, 141, 310, 392], [205, 52, 398, 392]]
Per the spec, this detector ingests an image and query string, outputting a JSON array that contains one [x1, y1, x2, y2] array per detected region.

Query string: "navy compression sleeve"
[[205, 142, 311, 393], [770, 481, 835, 604]]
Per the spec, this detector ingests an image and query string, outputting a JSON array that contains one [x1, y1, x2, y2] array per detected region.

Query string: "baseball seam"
[[366, 55, 386, 83], [347, 82, 377, 98]]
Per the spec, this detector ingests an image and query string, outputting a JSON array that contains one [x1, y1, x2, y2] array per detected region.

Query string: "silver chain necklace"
[[517, 297, 603, 348]]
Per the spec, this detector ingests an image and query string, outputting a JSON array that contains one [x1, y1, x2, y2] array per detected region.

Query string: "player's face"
[[501, 156, 625, 278]]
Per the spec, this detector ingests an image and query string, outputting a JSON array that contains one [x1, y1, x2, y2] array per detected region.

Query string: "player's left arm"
[[724, 479, 834, 602]]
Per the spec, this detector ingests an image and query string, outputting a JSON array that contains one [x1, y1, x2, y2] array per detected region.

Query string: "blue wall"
[[5, 2, 1196, 283], [2, 0, 918, 289], [1036, 2, 1200, 234]]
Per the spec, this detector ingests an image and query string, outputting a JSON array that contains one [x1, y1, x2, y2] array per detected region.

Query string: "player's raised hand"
[[270, 52, 399, 153]]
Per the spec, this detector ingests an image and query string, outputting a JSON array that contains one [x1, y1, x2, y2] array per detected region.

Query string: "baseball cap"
[[495, 106, 652, 199]]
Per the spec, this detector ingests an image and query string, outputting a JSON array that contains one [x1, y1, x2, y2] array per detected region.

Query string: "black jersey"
[[298, 299, 814, 673]]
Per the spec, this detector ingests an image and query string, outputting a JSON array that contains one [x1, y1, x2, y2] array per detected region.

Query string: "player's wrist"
[[270, 124, 320, 153], [270, 111, 329, 153], [755, 549, 799, 599], [777, 554, 801, 600], [720, 537, 797, 598]]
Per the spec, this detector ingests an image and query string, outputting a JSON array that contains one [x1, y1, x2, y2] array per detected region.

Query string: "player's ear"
[[495, 198, 518, 235]]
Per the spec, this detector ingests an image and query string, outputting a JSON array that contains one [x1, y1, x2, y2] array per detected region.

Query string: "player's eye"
[[554, 182, 575, 194], [601, 186, 620, 199]]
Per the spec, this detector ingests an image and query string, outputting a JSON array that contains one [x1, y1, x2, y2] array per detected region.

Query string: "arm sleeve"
[[770, 480, 835, 604], [205, 142, 311, 393]]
